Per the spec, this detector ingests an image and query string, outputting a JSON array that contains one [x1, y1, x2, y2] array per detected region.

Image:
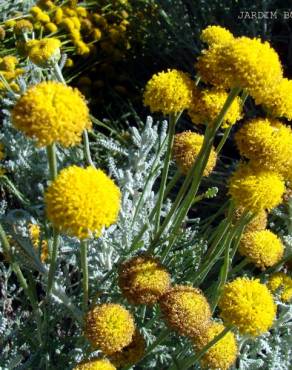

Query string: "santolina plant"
[[0, 18, 291, 370]]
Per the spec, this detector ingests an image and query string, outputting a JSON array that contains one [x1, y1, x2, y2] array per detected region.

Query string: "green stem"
[[47, 230, 59, 294], [46, 143, 57, 181], [82, 130, 95, 167], [154, 113, 179, 234], [53, 62, 66, 84], [228, 258, 249, 276], [159, 87, 241, 260], [80, 240, 89, 312]]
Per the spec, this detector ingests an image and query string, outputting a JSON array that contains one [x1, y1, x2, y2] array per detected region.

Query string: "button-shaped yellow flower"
[[143, 69, 194, 115], [228, 164, 285, 212], [118, 255, 171, 305], [218, 277, 276, 336], [26, 38, 61, 67], [73, 358, 116, 370], [160, 285, 212, 337], [45, 166, 121, 239], [85, 304, 135, 355], [235, 118, 292, 179], [12, 81, 91, 147], [239, 230, 284, 270], [267, 272, 292, 302], [172, 131, 217, 176], [200, 25, 234, 47], [110, 330, 145, 368], [188, 88, 242, 128]]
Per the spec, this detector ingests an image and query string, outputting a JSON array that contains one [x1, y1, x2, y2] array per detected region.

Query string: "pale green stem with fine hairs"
[[46, 143, 60, 294], [154, 113, 180, 234], [80, 240, 89, 312], [159, 87, 241, 260], [53, 62, 95, 167]]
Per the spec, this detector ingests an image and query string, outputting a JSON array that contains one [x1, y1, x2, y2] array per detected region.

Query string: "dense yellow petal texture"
[[200, 25, 234, 47], [267, 272, 292, 302], [235, 118, 292, 178], [196, 37, 282, 98], [110, 330, 145, 367], [188, 88, 242, 128], [256, 78, 292, 120], [218, 277, 276, 336], [85, 304, 135, 355], [45, 166, 121, 239], [233, 207, 267, 234], [143, 69, 194, 115], [196, 45, 231, 89], [26, 38, 61, 66], [118, 255, 171, 305], [194, 322, 237, 370], [228, 164, 285, 212], [12, 81, 91, 147], [73, 358, 116, 370], [160, 285, 212, 337], [239, 230, 284, 270], [172, 131, 217, 176]]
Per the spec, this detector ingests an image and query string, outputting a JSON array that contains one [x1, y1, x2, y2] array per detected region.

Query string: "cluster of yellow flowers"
[[25, 38, 61, 67], [4, 1, 130, 59], [0, 55, 23, 92], [117, 255, 237, 370]]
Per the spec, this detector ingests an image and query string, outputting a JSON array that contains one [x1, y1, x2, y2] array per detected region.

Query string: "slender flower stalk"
[[47, 229, 59, 294], [53, 62, 94, 167], [158, 87, 241, 259], [46, 143, 57, 181], [154, 113, 180, 233], [80, 239, 89, 311]]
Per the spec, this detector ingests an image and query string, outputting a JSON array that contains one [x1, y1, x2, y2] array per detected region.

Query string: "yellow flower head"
[[218, 277, 276, 336], [13, 20, 33, 35], [233, 207, 267, 234], [194, 322, 237, 370], [118, 255, 171, 305], [85, 304, 135, 355], [235, 118, 292, 178], [0, 55, 18, 72], [45, 22, 58, 33], [228, 164, 285, 212], [259, 78, 292, 121], [188, 88, 242, 128], [143, 69, 194, 115], [200, 25, 234, 46], [26, 38, 61, 67], [110, 330, 145, 367], [239, 230, 284, 270], [172, 131, 217, 176], [45, 166, 121, 239], [267, 272, 292, 302], [160, 285, 212, 337], [12, 81, 91, 147], [73, 358, 116, 370], [196, 37, 282, 95]]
